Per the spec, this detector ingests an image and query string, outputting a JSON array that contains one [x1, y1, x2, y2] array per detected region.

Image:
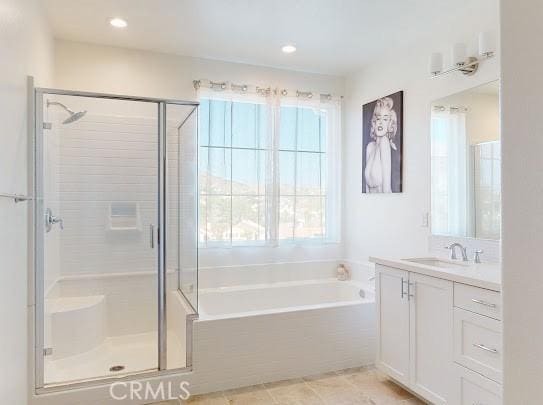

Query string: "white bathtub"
[[199, 279, 373, 319], [190, 279, 376, 394]]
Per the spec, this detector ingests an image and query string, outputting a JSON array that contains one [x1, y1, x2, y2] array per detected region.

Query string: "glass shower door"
[[164, 102, 199, 370], [36, 92, 160, 385], [165, 103, 199, 311]]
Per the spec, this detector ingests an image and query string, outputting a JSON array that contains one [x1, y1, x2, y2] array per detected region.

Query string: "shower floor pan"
[[44, 331, 185, 385]]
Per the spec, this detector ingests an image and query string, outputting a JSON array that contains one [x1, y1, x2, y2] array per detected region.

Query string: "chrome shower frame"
[[30, 82, 199, 393]]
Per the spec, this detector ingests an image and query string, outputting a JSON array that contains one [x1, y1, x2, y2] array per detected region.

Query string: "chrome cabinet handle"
[[473, 343, 498, 354], [408, 282, 415, 300], [471, 298, 497, 308], [401, 278, 408, 299], [150, 224, 155, 249]]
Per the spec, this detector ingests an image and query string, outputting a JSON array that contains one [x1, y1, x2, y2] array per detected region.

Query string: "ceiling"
[[43, 0, 498, 76]]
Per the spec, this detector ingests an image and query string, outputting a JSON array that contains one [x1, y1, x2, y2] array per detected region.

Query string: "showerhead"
[[46, 100, 87, 124], [62, 110, 87, 124]]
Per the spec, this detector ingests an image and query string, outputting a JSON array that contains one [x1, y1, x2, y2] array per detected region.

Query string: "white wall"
[[53, 39, 345, 268], [434, 90, 500, 145], [0, 0, 54, 403], [343, 34, 500, 266], [54, 40, 345, 101], [501, 0, 543, 402], [466, 94, 500, 145]]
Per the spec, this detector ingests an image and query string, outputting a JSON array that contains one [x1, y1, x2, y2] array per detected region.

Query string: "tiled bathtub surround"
[[198, 259, 376, 289], [191, 278, 375, 392]]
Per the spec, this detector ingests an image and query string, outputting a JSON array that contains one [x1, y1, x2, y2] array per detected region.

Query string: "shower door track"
[[31, 81, 199, 393]]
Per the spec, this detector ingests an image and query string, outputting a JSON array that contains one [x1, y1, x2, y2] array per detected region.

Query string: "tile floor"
[[150, 366, 427, 405]]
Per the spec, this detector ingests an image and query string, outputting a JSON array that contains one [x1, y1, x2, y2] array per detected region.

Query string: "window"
[[278, 105, 326, 240], [199, 99, 269, 244], [198, 95, 340, 247]]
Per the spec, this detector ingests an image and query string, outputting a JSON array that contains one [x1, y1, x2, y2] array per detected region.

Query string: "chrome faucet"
[[445, 242, 468, 262], [474, 249, 484, 264]]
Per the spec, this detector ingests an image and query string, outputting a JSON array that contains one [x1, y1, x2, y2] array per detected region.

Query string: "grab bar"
[[0, 193, 33, 203]]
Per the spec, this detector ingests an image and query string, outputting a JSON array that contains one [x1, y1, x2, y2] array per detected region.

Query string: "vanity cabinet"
[[376, 265, 453, 404], [375, 266, 410, 385], [375, 260, 503, 405], [454, 308, 502, 383], [453, 363, 502, 405], [452, 285, 503, 404]]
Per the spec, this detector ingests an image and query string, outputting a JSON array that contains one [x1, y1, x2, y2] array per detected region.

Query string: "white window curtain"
[[277, 91, 341, 243], [196, 81, 341, 247], [431, 110, 469, 236], [472, 141, 501, 239]]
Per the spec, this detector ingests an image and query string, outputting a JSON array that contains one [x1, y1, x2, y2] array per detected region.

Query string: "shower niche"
[[108, 202, 141, 231], [33, 89, 199, 389]]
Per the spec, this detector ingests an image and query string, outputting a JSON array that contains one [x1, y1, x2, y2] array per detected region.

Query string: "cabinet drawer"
[[454, 308, 502, 383], [454, 363, 502, 405], [454, 283, 501, 320]]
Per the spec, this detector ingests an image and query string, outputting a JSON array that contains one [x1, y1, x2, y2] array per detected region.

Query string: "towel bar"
[[0, 193, 33, 203]]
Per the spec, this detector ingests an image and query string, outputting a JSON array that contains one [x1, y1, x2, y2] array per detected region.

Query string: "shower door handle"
[[150, 224, 155, 249], [45, 208, 64, 233]]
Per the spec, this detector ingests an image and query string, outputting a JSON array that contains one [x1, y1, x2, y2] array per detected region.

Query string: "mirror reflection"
[[431, 81, 500, 240]]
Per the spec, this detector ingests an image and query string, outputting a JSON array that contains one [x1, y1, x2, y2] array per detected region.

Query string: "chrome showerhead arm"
[[46, 99, 87, 124], [46, 100, 75, 115]]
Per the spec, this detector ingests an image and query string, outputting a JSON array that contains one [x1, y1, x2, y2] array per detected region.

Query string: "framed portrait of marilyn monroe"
[[362, 91, 403, 193]]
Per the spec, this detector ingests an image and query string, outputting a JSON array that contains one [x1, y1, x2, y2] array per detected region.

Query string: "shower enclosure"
[[32, 87, 199, 389]]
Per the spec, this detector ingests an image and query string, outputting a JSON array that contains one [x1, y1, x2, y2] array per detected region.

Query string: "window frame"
[[198, 94, 341, 248]]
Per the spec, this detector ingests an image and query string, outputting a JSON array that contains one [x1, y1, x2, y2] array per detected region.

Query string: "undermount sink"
[[403, 257, 468, 269]]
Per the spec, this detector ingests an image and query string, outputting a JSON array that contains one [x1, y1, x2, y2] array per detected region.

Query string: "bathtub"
[[189, 278, 377, 394], [199, 279, 373, 319]]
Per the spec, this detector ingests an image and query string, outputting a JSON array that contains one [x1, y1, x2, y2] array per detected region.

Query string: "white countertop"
[[369, 256, 501, 292]]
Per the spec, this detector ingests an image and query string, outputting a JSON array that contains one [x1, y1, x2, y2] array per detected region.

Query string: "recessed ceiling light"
[[282, 45, 297, 54], [110, 18, 127, 28]]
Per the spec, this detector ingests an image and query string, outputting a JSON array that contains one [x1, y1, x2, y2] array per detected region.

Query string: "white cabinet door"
[[453, 363, 502, 405], [408, 272, 454, 404], [454, 308, 502, 383], [376, 265, 410, 385]]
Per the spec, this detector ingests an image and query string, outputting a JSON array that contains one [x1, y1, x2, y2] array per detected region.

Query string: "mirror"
[[430, 81, 500, 240]]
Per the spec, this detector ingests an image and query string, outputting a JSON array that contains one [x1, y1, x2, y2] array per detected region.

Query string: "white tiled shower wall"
[[46, 105, 197, 276], [43, 106, 197, 340], [54, 113, 159, 276]]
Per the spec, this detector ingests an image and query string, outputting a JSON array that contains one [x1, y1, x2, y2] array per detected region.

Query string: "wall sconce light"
[[429, 32, 495, 77]]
